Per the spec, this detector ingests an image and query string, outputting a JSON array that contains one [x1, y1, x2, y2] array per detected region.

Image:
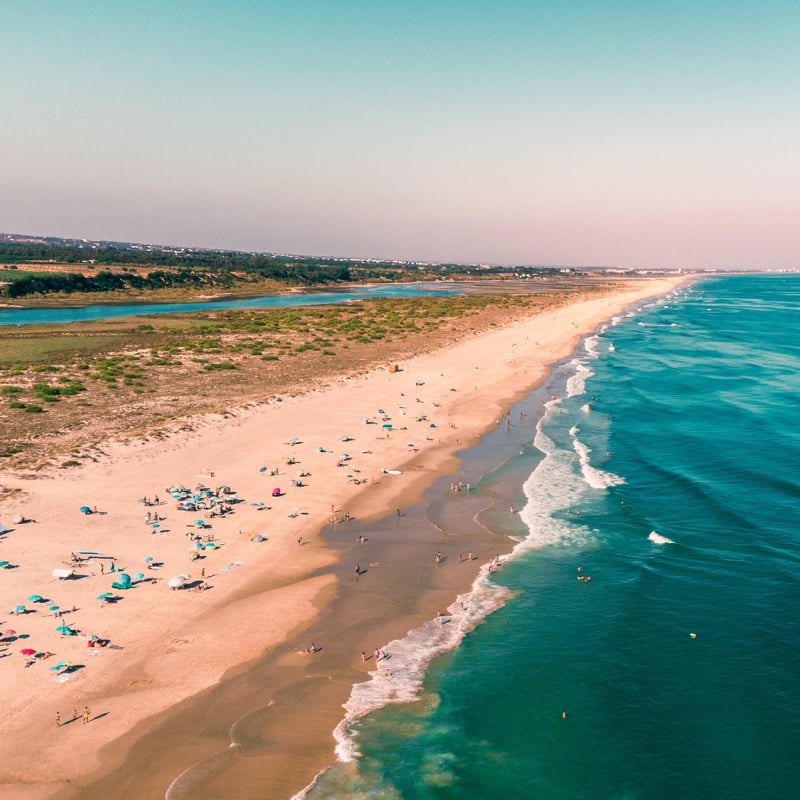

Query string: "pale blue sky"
[[2, 1, 798, 268]]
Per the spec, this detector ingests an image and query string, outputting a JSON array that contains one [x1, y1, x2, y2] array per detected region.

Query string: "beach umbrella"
[[144, 556, 154, 563], [79, 506, 91, 514], [20, 648, 36, 656], [27, 594, 43, 603], [96, 593, 112, 601], [134, 572, 145, 580], [49, 605, 60, 611], [56, 625, 74, 635], [4, 629, 17, 637], [259, 466, 267, 473], [12, 605, 26, 614], [13, 514, 24, 524], [0, 561, 9, 568], [151, 523, 160, 529], [195, 519, 204, 527]]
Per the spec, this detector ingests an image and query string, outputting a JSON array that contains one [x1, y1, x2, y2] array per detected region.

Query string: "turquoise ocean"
[[299, 273, 800, 799]]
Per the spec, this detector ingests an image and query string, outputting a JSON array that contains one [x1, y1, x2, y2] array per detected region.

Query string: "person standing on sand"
[[82, 706, 90, 725], [56, 711, 61, 727]]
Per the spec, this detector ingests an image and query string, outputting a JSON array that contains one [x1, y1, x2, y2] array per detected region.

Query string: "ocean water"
[[300, 274, 800, 800]]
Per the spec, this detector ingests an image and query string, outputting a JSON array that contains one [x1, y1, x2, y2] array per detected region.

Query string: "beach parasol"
[[56, 625, 74, 635], [13, 514, 24, 524], [4, 629, 17, 637], [195, 519, 205, 528], [79, 506, 91, 514], [49, 660, 70, 671], [20, 648, 36, 656], [0, 561, 9, 568], [97, 592, 113, 601], [49, 605, 60, 611], [144, 556, 154, 563], [259, 466, 267, 473], [12, 605, 26, 614], [27, 594, 43, 603], [134, 572, 145, 580]]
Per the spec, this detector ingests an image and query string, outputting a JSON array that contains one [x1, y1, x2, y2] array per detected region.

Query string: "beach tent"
[[111, 573, 132, 590]]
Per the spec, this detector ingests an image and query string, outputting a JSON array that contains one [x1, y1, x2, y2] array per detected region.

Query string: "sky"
[[2, 1, 799, 269]]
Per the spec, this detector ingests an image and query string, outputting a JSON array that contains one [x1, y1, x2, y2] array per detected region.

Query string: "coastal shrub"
[[61, 460, 81, 468], [0, 385, 22, 394], [59, 381, 86, 395], [23, 404, 44, 413], [204, 362, 236, 370], [261, 355, 279, 361], [9, 400, 26, 409]]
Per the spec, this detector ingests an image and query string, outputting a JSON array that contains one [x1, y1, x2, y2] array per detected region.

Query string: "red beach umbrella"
[[20, 648, 36, 656], [4, 630, 16, 637]]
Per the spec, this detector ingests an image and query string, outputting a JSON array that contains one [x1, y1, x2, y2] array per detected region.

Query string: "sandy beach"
[[0, 276, 687, 799]]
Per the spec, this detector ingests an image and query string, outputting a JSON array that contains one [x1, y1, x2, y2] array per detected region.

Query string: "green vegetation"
[[0, 236, 570, 301]]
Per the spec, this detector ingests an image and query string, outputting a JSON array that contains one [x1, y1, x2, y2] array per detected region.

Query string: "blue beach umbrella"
[[12, 605, 26, 614], [79, 506, 91, 514], [134, 572, 145, 580], [144, 556, 154, 563], [27, 594, 43, 603], [0, 561, 10, 568], [56, 625, 74, 635], [49, 605, 60, 611]]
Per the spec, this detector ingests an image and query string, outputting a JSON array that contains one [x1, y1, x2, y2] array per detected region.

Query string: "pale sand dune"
[[0, 277, 687, 796]]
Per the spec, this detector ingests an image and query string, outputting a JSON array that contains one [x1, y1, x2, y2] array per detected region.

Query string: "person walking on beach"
[[82, 706, 90, 725], [56, 711, 61, 727]]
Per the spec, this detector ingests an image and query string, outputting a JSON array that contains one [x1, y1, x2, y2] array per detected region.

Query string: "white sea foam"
[[330, 563, 513, 765], [516, 407, 593, 550], [648, 530, 674, 545], [565, 361, 593, 398], [571, 432, 625, 489], [584, 335, 600, 358]]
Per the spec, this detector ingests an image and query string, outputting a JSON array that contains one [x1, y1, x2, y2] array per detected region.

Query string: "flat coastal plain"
[[0, 277, 687, 799]]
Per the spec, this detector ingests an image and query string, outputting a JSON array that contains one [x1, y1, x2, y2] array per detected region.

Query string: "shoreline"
[[0, 276, 689, 799]]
